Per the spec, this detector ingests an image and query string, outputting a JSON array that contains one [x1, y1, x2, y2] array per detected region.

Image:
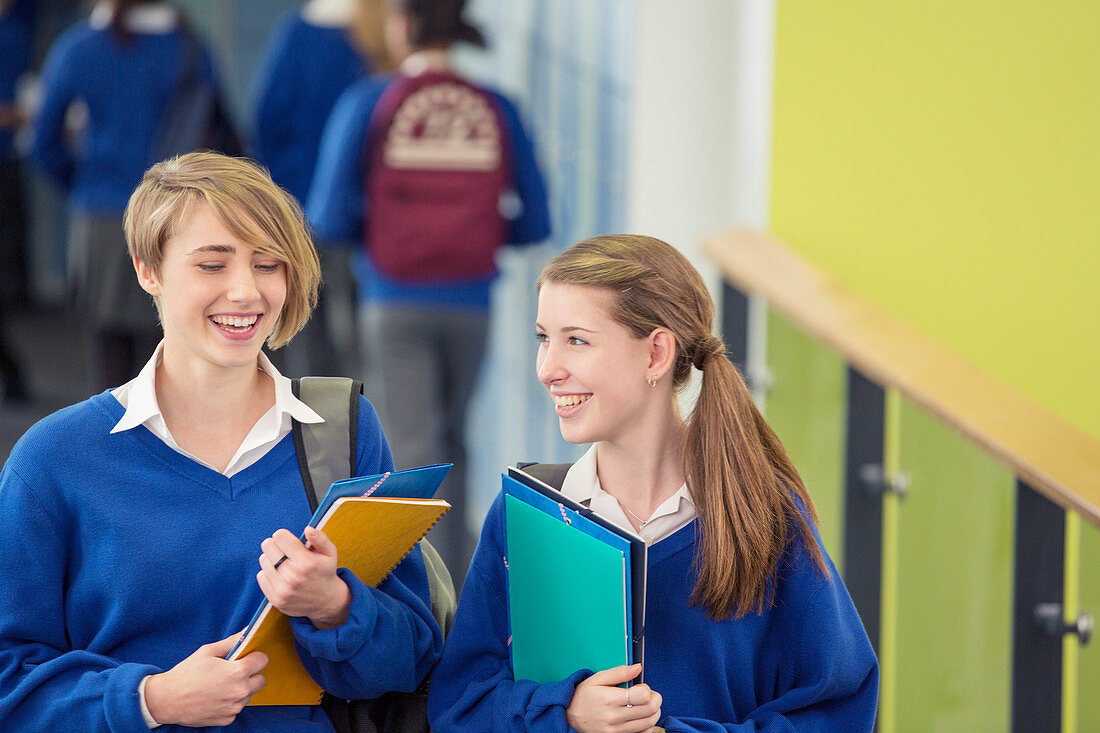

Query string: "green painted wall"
[[770, 1, 1100, 726], [771, 1, 1100, 442]]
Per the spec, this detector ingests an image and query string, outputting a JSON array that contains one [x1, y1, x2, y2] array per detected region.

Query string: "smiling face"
[[536, 283, 659, 447], [135, 200, 287, 375]]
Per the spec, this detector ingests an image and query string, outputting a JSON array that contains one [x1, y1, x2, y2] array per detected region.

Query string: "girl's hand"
[[144, 633, 267, 727], [566, 664, 662, 733], [257, 527, 351, 629]]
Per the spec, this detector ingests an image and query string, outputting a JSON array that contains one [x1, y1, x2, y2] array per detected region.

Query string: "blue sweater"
[[248, 10, 370, 205], [307, 74, 551, 310], [427, 493, 878, 732], [30, 21, 219, 214], [0, 391, 443, 732]]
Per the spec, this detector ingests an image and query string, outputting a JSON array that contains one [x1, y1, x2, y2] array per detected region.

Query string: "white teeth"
[[211, 315, 258, 329], [553, 394, 590, 408]]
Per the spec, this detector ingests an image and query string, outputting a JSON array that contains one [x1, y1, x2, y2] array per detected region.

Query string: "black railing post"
[[843, 368, 885, 654], [721, 283, 750, 374], [1012, 481, 1065, 731]]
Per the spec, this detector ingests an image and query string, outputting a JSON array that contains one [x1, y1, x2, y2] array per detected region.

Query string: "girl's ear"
[[647, 327, 677, 380], [133, 257, 161, 297]]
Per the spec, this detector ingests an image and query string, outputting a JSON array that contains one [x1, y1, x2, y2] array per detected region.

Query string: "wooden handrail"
[[705, 228, 1100, 527]]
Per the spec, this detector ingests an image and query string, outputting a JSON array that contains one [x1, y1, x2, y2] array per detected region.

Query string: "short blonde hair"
[[123, 152, 321, 349]]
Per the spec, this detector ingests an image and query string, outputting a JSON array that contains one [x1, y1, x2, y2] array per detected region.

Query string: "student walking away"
[[30, 0, 238, 393], [427, 236, 879, 732], [249, 0, 382, 378], [0, 0, 34, 404], [308, 0, 551, 586], [0, 152, 442, 731]]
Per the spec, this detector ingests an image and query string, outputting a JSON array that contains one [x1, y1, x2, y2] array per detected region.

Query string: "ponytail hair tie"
[[692, 336, 725, 370]]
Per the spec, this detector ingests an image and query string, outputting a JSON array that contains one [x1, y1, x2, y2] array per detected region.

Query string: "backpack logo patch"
[[383, 82, 502, 171]]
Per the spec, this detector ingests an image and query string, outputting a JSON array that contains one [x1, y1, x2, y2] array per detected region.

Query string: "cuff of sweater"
[[104, 662, 162, 733], [289, 568, 376, 660], [529, 669, 589, 713]]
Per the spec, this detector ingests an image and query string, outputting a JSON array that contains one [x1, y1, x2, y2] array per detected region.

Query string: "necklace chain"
[[620, 501, 652, 528]]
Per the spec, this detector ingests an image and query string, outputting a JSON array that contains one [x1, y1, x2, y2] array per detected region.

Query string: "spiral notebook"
[[228, 468, 451, 706]]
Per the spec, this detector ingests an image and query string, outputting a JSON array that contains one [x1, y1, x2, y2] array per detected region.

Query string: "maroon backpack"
[[363, 70, 510, 281]]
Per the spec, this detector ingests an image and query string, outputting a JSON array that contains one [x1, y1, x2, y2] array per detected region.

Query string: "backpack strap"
[[291, 376, 362, 512], [419, 540, 456, 637], [292, 376, 457, 733], [515, 462, 573, 492]]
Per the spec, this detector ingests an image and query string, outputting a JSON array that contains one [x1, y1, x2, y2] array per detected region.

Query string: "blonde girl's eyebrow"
[[186, 244, 236, 256]]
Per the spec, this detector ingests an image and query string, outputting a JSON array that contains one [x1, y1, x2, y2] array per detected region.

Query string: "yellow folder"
[[231, 496, 450, 706]]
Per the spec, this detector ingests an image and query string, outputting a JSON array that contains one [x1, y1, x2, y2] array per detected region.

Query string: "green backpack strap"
[[419, 539, 456, 637], [291, 376, 456, 733], [292, 376, 362, 513]]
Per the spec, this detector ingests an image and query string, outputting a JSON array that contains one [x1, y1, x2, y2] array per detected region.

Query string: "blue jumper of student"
[[249, 8, 371, 206], [0, 152, 443, 731], [31, 14, 220, 215]]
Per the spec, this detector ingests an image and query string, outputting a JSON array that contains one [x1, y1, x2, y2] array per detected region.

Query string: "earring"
[[647, 375, 657, 388]]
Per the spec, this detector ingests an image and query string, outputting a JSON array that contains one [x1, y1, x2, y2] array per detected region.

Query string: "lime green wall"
[[770, 2, 1100, 726], [770, 1, 1100, 443]]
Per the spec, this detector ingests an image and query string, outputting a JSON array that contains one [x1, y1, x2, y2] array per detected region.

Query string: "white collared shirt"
[[399, 49, 450, 77], [560, 445, 697, 545], [110, 342, 323, 477], [89, 1, 179, 34]]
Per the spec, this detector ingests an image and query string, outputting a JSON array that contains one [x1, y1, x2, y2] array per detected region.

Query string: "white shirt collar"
[[110, 343, 323, 476], [111, 342, 323, 433], [400, 50, 451, 77], [89, 1, 180, 34], [560, 444, 696, 545], [301, 0, 356, 27]]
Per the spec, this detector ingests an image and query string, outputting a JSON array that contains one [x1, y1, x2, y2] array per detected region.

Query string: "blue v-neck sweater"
[[427, 493, 878, 732], [0, 391, 442, 732]]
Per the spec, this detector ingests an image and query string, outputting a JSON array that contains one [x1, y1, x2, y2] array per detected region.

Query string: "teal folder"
[[503, 472, 644, 684]]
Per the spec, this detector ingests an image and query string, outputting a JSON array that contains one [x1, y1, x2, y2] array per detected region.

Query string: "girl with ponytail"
[[429, 235, 878, 732]]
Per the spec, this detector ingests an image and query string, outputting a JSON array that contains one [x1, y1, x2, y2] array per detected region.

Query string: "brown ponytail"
[[539, 235, 827, 620]]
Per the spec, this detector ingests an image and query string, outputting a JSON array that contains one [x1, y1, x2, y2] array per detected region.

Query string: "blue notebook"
[[318, 463, 452, 517]]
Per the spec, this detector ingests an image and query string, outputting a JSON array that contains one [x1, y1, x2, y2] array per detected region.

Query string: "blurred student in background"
[[308, 0, 550, 583], [0, 0, 34, 404], [249, 0, 392, 378], [30, 0, 235, 392]]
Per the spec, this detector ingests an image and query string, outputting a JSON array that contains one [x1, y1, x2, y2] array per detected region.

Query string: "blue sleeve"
[[493, 92, 551, 245], [30, 28, 82, 191], [0, 460, 160, 731], [427, 494, 587, 732], [306, 78, 387, 243], [660, 573, 878, 733], [248, 12, 297, 165], [289, 396, 444, 698]]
